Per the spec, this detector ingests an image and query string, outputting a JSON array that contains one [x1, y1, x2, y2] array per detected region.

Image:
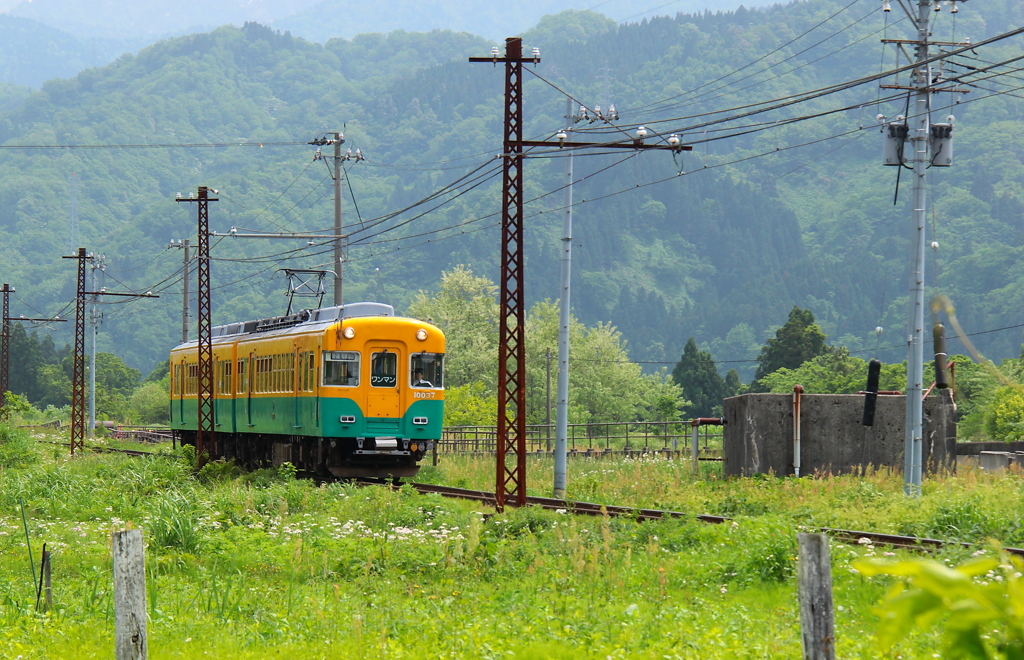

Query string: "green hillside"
[[0, 3, 1022, 381]]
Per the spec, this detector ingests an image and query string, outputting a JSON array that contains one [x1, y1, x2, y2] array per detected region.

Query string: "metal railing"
[[440, 421, 723, 455]]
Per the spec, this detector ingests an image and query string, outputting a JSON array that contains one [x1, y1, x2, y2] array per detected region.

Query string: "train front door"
[[366, 345, 401, 418]]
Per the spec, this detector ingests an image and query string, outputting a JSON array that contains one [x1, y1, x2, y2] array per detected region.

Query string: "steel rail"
[[28, 442, 1022, 558], [404, 482, 1024, 557]]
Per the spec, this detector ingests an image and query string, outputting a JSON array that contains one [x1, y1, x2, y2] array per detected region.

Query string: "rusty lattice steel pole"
[[0, 284, 10, 409], [471, 38, 533, 511], [470, 40, 690, 510], [61, 248, 88, 455], [176, 187, 217, 466]]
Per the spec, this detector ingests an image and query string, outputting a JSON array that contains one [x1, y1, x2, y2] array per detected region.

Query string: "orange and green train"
[[169, 302, 444, 479]]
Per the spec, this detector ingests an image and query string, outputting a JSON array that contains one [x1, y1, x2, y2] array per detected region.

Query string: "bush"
[[0, 424, 39, 468], [985, 386, 1024, 442], [129, 382, 170, 424]]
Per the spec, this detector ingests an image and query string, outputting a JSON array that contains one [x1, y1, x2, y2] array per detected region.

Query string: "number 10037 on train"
[[169, 302, 445, 479]]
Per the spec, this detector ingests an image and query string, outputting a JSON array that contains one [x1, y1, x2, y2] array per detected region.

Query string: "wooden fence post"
[[43, 550, 51, 611], [797, 532, 835, 660], [112, 529, 147, 660]]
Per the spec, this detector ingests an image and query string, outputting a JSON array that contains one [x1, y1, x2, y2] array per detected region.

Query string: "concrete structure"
[[723, 391, 956, 477], [957, 451, 1024, 473]]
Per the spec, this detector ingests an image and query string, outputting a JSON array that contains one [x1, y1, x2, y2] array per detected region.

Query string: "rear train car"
[[169, 302, 445, 478]]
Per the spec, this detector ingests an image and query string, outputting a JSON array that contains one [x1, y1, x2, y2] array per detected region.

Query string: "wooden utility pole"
[[176, 187, 217, 466], [470, 39, 691, 511]]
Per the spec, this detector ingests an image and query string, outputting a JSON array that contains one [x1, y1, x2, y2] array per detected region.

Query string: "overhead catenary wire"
[[81, 23, 1024, 327], [623, 0, 865, 116]]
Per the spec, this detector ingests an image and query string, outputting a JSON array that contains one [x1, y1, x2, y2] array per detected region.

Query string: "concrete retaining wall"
[[722, 390, 956, 477]]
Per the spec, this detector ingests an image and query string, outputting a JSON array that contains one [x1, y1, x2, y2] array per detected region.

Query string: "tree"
[[672, 338, 727, 418], [128, 382, 169, 425], [406, 265, 499, 389], [751, 307, 829, 388], [524, 300, 685, 425], [984, 385, 1024, 442], [724, 369, 742, 397], [443, 382, 498, 427], [760, 348, 904, 394]]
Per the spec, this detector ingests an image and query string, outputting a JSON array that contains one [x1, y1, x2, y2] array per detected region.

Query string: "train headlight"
[[416, 329, 428, 341], [410, 443, 419, 452], [343, 326, 356, 339]]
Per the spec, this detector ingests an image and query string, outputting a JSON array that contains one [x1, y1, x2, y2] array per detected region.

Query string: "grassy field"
[[2, 427, 1020, 658]]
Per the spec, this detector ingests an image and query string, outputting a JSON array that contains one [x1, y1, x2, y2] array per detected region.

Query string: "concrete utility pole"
[[333, 132, 344, 306], [554, 97, 574, 499], [471, 39, 690, 510], [880, 0, 968, 495], [309, 132, 364, 307], [905, 1, 930, 496], [88, 254, 106, 437], [168, 239, 190, 344]]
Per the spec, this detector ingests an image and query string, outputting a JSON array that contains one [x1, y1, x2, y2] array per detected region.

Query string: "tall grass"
[[0, 439, 1012, 657]]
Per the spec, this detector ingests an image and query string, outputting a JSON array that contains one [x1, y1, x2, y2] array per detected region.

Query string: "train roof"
[[171, 302, 430, 350]]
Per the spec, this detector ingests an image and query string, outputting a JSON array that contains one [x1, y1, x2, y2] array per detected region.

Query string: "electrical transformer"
[[883, 121, 909, 166], [930, 123, 953, 167]]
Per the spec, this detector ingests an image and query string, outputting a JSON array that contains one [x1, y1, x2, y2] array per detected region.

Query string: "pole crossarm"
[[176, 188, 217, 466], [81, 291, 159, 298], [211, 231, 347, 240], [518, 140, 693, 152]]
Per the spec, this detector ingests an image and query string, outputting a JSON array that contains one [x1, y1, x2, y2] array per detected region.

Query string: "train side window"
[[371, 351, 397, 387], [324, 351, 359, 387], [238, 359, 247, 394], [410, 353, 444, 388]]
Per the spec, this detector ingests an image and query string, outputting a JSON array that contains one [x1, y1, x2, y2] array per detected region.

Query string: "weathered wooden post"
[[112, 529, 147, 660], [43, 549, 51, 611], [798, 532, 835, 660]]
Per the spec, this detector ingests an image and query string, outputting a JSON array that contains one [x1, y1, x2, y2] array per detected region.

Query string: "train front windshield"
[[410, 353, 443, 388]]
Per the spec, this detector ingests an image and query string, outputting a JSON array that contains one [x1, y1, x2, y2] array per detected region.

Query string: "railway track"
[[37, 439, 158, 458], [34, 443, 1024, 559], [402, 482, 1024, 558]]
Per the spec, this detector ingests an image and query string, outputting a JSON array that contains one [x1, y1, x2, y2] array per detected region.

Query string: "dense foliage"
[[0, 0, 1023, 437], [409, 265, 686, 425], [0, 0, 1021, 380]]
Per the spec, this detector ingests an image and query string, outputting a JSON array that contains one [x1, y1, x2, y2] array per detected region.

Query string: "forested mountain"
[[0, 1, 1022, 382], [0, 0, 782, 89], [0, 15, 138, 88]]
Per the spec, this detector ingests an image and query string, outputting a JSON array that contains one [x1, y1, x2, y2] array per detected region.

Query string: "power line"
[[0, 141, 305, 150]]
